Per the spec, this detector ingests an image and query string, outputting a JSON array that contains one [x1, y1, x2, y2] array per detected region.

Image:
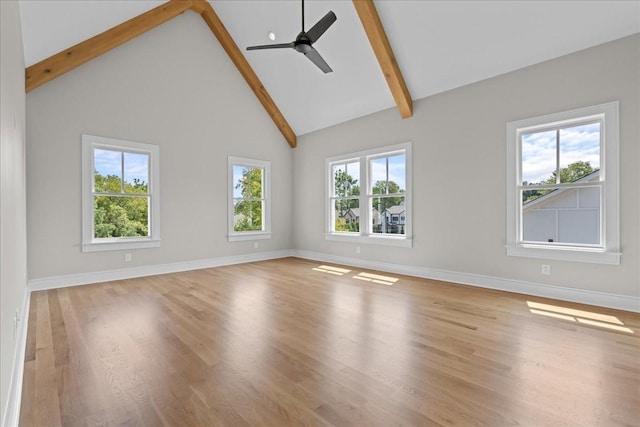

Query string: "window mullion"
[[361, 156, 367, 234], [385, 157, 389, 194], [94, 190, 150, 196], [120, 151, 125, 193], [555, 128, 560, 184], [91, 146, 96, 193]]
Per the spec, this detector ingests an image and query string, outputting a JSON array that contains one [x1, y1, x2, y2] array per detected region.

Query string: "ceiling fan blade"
[[304, 47, 332, 73], [246, 42, 295, 51], [305, 11, 337, 44]]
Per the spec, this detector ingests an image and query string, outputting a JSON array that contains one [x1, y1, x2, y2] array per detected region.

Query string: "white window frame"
[[82, 134, 161, 252], [228, 156, 271, 242], [506, 102, 620, 264], [326, 142, 412, 247]]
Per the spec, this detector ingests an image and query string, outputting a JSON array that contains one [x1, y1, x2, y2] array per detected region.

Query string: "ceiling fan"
[[246, 0, 337, 73]]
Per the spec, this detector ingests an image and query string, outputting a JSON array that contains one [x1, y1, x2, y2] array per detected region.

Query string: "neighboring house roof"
[[383, 206, 405, 215], [523, 169, 600, 210], [343, 207, 381, 218], [346, 208, 360, 218]]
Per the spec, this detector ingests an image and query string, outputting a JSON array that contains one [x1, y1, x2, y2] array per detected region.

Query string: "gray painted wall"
[[25, 12, 293, 279], [1, 1, 28, 423], [293, 34, 640, 299]]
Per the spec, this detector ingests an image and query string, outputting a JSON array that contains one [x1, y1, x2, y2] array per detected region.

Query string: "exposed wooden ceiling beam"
[[352, 0, 412, 119], [25, 0, 192, 92], [193, 0, 297, 148], [25, 0, 297, 148]]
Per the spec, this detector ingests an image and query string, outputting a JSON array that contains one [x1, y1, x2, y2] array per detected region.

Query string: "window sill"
[[228, 232, 272, 242], [82, 238, 161, 253], [326, 233, 413, 248], [506, 244, 621, 265]]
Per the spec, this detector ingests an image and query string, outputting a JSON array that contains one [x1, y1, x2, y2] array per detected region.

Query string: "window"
[[327, 142, 412, 247], [506, 102, 620, 264], [82, 134, 160, 252], [228, 156, 271, 241]]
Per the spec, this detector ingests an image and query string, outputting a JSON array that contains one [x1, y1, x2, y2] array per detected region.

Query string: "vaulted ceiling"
[[19, 0, 640, 147]]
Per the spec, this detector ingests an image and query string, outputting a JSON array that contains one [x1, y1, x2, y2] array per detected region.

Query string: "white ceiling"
[[19, 1, 640, 136]]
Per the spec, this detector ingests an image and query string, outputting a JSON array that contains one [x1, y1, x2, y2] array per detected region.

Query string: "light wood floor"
[[19, 257, 640, 426]]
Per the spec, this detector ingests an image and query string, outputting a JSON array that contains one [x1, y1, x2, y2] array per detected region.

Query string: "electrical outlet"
[[14, 309, 20, 339], [125, 253, 132, 262], [356, 246, 361, 254], [254, 242, 259, 249], [541, 264, 551, 275]]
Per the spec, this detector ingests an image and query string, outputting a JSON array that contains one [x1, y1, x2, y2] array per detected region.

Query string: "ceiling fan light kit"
[[246, 0, 337, 73]]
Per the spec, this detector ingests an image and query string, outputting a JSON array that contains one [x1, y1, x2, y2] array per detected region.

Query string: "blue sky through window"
[[94, 148, 149, 185], [370, 154, 406, 191], [521, 122, 600, 184], [233, 165, 244, 198]]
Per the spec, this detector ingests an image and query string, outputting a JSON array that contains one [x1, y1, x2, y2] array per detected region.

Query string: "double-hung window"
[[82, 134, 160, 252], [228, 156, 271, 241], [327, 142, 412, 247], [506, 102, 620, 264]]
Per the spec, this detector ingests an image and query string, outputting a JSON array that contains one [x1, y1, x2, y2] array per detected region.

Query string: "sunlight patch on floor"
[[312, 265, 351, 275], [576, 318, 634, 333], [529, 308, 575, 322], [352, 272, 398, 286], [527, 301, 633, 333], [312, 265, 399, 285]]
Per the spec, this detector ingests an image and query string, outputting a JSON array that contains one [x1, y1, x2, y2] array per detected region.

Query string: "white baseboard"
[[293, 250, 640, 313], [2, 289, 30, 427], [28, 250, 294, 292], [26, 248, 639, 312]]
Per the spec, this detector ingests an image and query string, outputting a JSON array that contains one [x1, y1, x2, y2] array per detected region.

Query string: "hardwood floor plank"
[[17, 360, 35, 427], [19, 257, 640, 426], [18, 294, 38, 427], [33, 291, 62, 427]]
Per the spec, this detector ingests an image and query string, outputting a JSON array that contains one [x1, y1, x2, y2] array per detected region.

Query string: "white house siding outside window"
[[506, 102, 620, 264], [82, 134, 160, 252], [327, 142, 412, 247]]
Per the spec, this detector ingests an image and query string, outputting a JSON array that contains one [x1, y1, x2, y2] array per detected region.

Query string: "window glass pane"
[[334, 199, 359, 232], [371, 155, 405, 195], [332, 162, 359, 197], [234, 166, 263, 199], [387, 154, 406, 194], [372, 196, 405, 235], [233, 166, 263, 199], [370, 157, 387, 193], [123, 152, 149, 193], [232, 166, 244, 198], [521, 187, 600, 245], [558, 122, 600, 183], [94, 149, 122, 192], [234, 200, 263, 231], [94, 195, 149, 238], [521, 130, 557, 185]]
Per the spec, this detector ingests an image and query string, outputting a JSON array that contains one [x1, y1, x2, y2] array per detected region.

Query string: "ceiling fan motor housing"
[[294, 33, 313, 53]]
